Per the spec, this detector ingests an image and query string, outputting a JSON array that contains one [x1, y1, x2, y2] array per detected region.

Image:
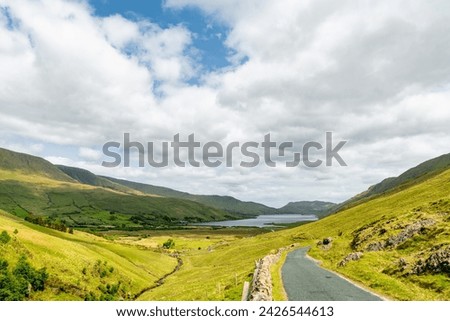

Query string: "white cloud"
[[1, 0, 450, 206], [79, 146, 101, 161]]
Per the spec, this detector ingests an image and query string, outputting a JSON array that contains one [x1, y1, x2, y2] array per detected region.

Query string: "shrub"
[[0, 231, 11, 244], [13, 256, 49, 291], [0, 256, 48, 300], [162, 238, 175, 249]]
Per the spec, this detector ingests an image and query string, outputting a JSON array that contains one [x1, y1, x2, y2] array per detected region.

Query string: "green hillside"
[[277, 201, 337, 218], [98, 177, 276, 215], [0, 149, 238, 230], [0, 170, 235, 229], [0, 210, 177, 300], [56, 165, 138, 195], [58, 167, 276, 215], [0, 148, 73, 182], [61, 165, 333, 216], [335, 153, 450, 212]]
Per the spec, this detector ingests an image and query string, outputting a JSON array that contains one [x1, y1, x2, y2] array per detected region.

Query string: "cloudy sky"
[[1, 0, 449, 207]]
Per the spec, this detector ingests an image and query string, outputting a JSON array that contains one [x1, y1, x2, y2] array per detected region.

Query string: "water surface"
[[197, 214, 317, 228]]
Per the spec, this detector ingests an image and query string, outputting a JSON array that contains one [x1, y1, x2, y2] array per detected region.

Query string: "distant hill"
[[335, 153, 450, 212], [103, 176, 275, 215], [56, 165, 139, 195], [277, 201, 337, 218], [0, 147, 337, 229], [58, 167, 277, 215]]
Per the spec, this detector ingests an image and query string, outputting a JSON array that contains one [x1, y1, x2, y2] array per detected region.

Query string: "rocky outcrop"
[[366, 242, 384, 252], [385, 219, 435, 248], [358, 219, 436, 252], [338, 252, 363, 267], [413, 246, 450, 275]]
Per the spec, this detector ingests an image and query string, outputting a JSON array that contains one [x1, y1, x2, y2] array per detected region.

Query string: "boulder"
[[338, 252, 363, 267]]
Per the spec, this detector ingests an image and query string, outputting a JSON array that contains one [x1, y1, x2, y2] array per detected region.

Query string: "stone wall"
[[248, 246, 292, 301]]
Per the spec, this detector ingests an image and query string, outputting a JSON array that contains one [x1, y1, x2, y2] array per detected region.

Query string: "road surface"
[[282, 248, 382, 301]]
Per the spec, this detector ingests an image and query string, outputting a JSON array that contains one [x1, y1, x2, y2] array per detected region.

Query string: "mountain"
[[104, 176, 276, 215], [277, 201, 337, 218], [0, 149, 237, 229], [0, 147, 74, 182], [334, 153, 450, 212], [58, 166, 277, 215]]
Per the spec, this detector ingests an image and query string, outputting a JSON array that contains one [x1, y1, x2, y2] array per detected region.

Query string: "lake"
[[196, 214, 318, 228]]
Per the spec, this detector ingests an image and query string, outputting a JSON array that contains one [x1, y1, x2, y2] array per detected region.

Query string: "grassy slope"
[[335, 153, 450, 213], [98, 176, 276, 215], [0, 148, 74, 182], [0, 210, 177, 300], [141, 168, 450, 300], [0, 169, 235, 228], [277, 201, 337, 218]]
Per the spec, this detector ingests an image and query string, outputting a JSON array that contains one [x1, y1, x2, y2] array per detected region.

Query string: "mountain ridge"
[[334, 152, 450, 213]]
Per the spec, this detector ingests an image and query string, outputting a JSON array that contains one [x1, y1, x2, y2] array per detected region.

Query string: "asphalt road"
[[282, 248, 382, 301]]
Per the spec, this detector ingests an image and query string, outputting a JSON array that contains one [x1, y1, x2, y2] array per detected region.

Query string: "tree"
[[162, 238, 175, 249], [0, 231, 11, 244]]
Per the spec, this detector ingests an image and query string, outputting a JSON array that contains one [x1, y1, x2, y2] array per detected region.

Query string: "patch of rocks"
[[366, 242, 384, 252], [412, 246, 450, 275], [363, 219, 436, 252], [338, 252, 363, 267], [385, 219, 435, 248]]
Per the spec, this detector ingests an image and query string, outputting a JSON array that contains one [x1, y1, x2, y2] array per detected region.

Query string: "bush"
[[0, 231, 11, 244], [13, 256, 49, 291], [0, 256, 48, 300], [24, 215, 68, 233], [162, 238, 175, 249]]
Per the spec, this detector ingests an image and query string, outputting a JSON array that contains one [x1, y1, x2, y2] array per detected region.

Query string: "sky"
[[0, 0, 450, 207]]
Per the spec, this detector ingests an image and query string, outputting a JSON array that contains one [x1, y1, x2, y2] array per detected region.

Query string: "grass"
[[1, 153, 449, 301], [139, 168, 450, 300], [271, 250, 289, 301], [0, 210, 177, 300], [0, 169, 237, 230]]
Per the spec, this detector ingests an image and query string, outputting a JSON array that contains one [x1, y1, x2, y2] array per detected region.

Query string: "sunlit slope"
[[335, 152, 450, 212], [0, 211, 177, 300], [0, 148, 74, 182], [304, 167, 450, 300], [142, 168, 450, 300], [0, 169, 235, 228]]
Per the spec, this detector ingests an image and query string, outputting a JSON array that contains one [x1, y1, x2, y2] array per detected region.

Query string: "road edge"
[[304, 251, 390, 301]]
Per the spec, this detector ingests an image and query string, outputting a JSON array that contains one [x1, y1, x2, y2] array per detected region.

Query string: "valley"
[[0, 148, 449, 301]]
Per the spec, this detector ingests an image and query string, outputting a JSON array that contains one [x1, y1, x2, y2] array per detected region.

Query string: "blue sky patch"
[[89, 0, 231, 72]]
